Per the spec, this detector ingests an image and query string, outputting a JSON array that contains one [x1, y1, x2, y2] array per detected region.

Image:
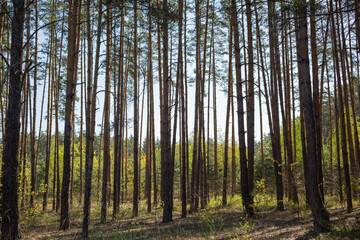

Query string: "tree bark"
[[1, 0, 25, 238], [101, 4, 112, 223], [232, 0, 253, 216], [267, 0, 284, 211], [161, 0, 173, 223], [133, 0, 139, 217], [81, 0, 101, 235], [60, 0, 80, 230], [223, 24, 232, 206], [296, 0, 330, 231], [329, 0, 352, 212], [245, 0, 255, 199]]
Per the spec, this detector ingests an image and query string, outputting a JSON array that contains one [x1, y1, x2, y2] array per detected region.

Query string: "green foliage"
[[233, 215, 255, 240], [199, 213, 224, 238]]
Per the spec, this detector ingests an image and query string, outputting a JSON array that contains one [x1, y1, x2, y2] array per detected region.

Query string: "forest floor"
[[21, 195, 360, 239]]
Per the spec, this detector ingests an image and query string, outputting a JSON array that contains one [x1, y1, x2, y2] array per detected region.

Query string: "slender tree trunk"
[[101, 4, 112, 223], [333, 73, 343, 203], [125, 107, 128, 200], [70, 104, 75, 206], [211, 3, 218, 198], [30, 0, 38, 212], [245, 0, 255, 199], [254, 5, 266, 181], [330, 0, 352, 212], [280, 8, 298, 204], [337, 0, 360, 190], [172, 0, 184, 213], [179, 0, 186, 218], [38, 57, 48, 210], [184, 0, 190, 204], [138, 70, 145, 202], [232, 0, 253, 216], [150, 7, 157, 203], [97, 111, 104, 201], [231, 90, 236, 197], [326, 48, 333, 195], [267, 0, 284, 211], [79, 32, 84, 205], [254, 5, 265, 180], [20, 2, 30, 210], [133, 0, 139, 217], [81, 0, 100, 235], [118, 3, 126, 207], [43, 3, 56, 211], [191, 0, 201, 213], [112, 5, 122, 217], [223, 25, 232, 206], [60, 0, 80, 230]]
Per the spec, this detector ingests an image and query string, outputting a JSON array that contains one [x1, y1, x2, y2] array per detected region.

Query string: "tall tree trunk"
[[280, 8, 298, 204], [70, 104, 75, 206], [79, 31, 84, 205], [30, 0, 38, 212], [231, 89, 236, 197], [161, 0, 172, 223], [184, 0, 190, 204], [118, 4, 126, 207], [337, 0, 360, 191], [254, 4, 265, 181], [191, 0, 202, 213], [267, 0, 284, 211], [223, 24, 232, 206], [20, 2, 30, 210], [97, 111, 104, 201], [329, 0, 352, 212], [150, 6, 157, 203], [295, 0, 330, 231], [310, 0, 324, 201], [101, 4, 112, 223], [60, 0, 80, 230], [112, 3, 123, 217], [179, 0, 186, 218], [39, 58, 48, 210], [133, 0, 139, 217], [138, 71, 145, 202], [172, 0, 184, 213], [245, 0, 255, 199], [43, 2, 56, 211], [81, 0, 101, 235], [1, 0, 25, 237], [333, 72, 343, 203], [211, 2, 218, 198], [232, 0, 253, 216], [0, 1, 7, 140]]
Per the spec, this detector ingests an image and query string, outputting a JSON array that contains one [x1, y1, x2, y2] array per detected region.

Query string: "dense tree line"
[[0, 0, 359, 238]]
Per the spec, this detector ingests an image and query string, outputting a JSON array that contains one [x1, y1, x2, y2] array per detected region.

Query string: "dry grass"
[[20, 195, 360, 239]]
